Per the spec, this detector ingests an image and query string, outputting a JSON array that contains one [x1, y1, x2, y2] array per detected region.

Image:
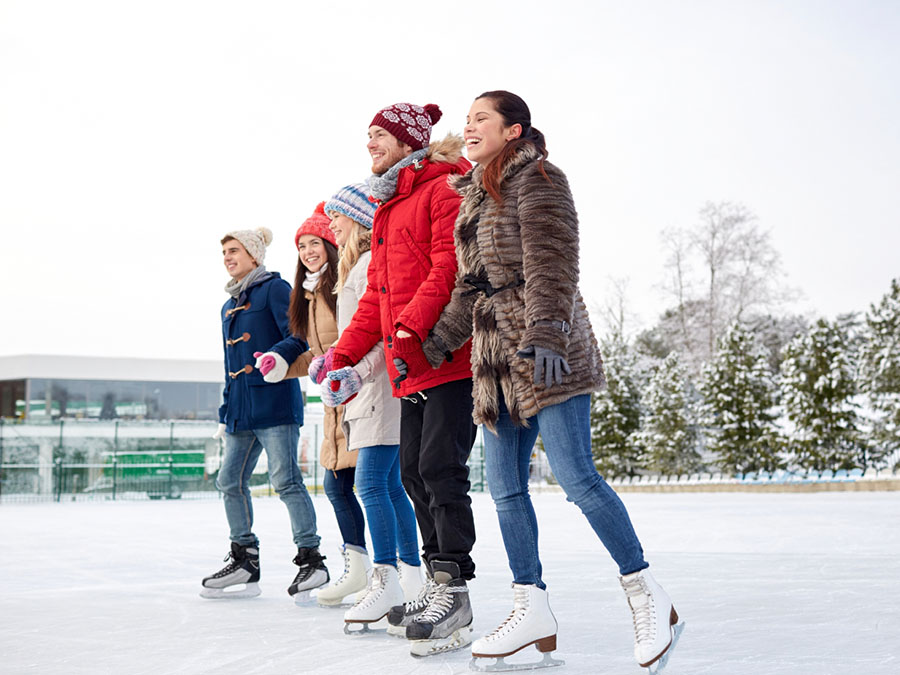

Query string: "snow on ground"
[[2, 490, 899, 675]]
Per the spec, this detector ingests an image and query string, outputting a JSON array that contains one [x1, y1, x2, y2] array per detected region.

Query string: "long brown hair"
[[476, 90, 551, 202], [288, 239, 339, 338]]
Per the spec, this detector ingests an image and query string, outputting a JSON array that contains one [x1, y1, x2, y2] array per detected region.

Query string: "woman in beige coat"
[[318, 184, 423, 632], [258, 202, 368, 606]]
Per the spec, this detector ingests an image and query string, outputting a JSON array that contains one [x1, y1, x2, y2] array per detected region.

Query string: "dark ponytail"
[[476, 90, 551, 202]]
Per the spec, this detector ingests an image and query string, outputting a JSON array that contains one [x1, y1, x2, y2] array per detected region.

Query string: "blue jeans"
[[356, 445, 420, 566], [484, 394, 647, 588], [323, 467, 366, 549], [217, 424, 320, 550]]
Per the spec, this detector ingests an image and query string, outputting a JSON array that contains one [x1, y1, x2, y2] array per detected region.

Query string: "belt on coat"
[[461, 274, 525, 298]]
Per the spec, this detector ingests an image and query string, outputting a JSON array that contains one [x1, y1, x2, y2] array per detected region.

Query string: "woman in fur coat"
[[318, 183, 424, 632], [255, 203, 367, 606], [398, 91, 682, 670]]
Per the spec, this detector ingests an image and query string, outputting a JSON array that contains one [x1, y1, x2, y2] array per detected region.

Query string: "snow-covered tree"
[[591, 340, 643, 478], [859, 278, 900, 463], [700, 322, 783, 474], [780, 318, 865, 470], [634, 352, 702, 475]]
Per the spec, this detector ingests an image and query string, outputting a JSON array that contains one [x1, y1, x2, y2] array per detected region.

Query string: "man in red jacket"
[[325, 101, 476, 656]]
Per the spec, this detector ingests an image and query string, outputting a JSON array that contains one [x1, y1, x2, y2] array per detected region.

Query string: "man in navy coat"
[[201, 226, 328, 601]]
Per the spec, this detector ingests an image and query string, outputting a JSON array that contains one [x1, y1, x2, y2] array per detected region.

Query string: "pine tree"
[[780, 318, 864, 470], [699, 322, 783, 474], [859, 278, 900, 464], [591, 341, 643, 478], [634, 352, 702, 475]]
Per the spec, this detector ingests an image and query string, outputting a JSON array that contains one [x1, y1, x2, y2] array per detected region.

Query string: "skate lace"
[[417, 583, 464, 623], [622, 575, 656, 644], [332, 548, 352, 586], [483, 586, 529, 642], [351, 566, 390, 612], [404, 578, 436, 615], [211, 551, 240, 578]]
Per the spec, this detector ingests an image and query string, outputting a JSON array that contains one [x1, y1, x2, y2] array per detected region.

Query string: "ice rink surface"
[[2, 490, 898, 675]]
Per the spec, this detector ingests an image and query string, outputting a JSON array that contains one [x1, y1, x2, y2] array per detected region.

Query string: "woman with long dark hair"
[[256, 203, 369, 606], [397, 91, 683, 670]]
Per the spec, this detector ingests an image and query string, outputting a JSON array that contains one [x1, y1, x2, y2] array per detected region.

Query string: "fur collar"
[[450, 142, 542, 200], [425, 133, 465, 166]]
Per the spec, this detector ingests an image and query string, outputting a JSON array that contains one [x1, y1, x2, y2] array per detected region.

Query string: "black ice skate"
[[387, 559, 433, 638], [200, 542, 261, 599], [406, 560, 473, 657], [288, 547, 329, 604]]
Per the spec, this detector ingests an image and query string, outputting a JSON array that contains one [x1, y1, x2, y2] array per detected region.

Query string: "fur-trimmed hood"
[[425, 133, 466, 167]]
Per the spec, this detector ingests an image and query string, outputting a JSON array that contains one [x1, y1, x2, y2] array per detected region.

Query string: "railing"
[[0, 417, 491, 503]]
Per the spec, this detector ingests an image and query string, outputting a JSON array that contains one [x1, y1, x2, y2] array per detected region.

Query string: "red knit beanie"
[[370, 102, 442, 151], [295, 202, 336, 249]]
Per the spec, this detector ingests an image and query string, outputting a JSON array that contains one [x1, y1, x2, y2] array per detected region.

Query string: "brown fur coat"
[[423, 143, 605, 429]]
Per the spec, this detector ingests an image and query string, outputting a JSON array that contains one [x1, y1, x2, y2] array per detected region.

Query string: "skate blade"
[[292, 590, 315, 606], [199, 582, 261, 599], [344, 618, 388, 636], [410, 626, 473, 658], [647, 621, 685, 675], [386, 624, 407, 639], [470, 650, 565, 672]]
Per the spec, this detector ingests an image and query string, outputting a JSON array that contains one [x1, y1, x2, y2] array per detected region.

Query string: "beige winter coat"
[[286, 285, 352, 472], [337, 246, 401, 449], [423, 144, 606, 429]]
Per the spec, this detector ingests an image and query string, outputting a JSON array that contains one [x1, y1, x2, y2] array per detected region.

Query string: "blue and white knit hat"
[[324, 183, 377, 230]]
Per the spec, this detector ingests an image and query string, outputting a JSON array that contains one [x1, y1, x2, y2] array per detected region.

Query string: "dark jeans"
[[323, 467, 366, 549], [400, 377, 477, 579]]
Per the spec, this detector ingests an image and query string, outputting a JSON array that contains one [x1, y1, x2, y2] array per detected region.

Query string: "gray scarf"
[[367, 148, 429, 202], [225, 264, 268, 300]]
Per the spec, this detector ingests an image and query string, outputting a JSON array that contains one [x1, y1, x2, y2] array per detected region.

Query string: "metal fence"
[[0, 417, 494, 504]]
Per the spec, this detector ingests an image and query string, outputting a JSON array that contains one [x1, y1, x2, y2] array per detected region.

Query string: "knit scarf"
[[302, 263, 328, 294], [225, 264, 268, 300], [367, 148, 428, 202]]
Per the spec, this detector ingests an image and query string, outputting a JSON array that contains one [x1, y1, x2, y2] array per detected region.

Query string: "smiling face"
[[464, 97, 522, 166], [328, 213, 356, 248], [296, 234, 327, 273], [222, 238, 257, 280], [367, 125, 413, 174]]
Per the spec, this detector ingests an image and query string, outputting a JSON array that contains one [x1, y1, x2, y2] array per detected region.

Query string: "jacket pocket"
[[400, 228, 430, 272]]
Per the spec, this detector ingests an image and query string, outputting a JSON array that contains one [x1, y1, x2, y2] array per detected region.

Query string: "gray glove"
[[517, 345, 571, 389]]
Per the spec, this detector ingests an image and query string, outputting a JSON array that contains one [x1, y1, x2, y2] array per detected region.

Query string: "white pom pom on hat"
[[224, 226, 273, 264]]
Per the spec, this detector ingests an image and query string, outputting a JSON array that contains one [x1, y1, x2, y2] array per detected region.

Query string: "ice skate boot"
[[407, 560, 473, 657], [398, 559, 425, 603], [343, 564, 404, 635], [620, 569, 684, 673], [470, 584, 564, 672], [200, 542, 261, 599], [386, 564, 434, 638], [288, 547, 329, 604], [316, 544, 371, 607]]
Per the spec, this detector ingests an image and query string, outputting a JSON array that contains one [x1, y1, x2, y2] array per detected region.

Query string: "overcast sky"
[[1, 0, 898, 361]]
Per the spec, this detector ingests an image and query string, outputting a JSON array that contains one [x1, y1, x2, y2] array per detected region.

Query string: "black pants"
[[399, 377, 478, 580]]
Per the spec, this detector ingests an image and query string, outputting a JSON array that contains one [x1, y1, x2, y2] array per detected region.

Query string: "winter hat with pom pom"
[[370, 102, 442, 151], [295, 202, 336, 249], [223, 227, 273, 264]]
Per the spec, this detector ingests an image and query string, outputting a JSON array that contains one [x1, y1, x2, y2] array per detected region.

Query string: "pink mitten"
[[253, 351, 276, 376]]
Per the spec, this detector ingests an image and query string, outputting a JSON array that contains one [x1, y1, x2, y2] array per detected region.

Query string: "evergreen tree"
[[634, 352, 702, 475], [780, 318, 864, 470], [859, 278, 900, 463], [699, 322, 783, 474], [591, 341, 643, 478]]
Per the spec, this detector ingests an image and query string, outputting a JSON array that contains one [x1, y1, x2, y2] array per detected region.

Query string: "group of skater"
[[202, 91, 683, 672]]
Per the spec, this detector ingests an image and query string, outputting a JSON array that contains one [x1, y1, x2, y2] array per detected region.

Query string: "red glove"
[[392, 332, 433, 380], [330, 351, 354, 372]]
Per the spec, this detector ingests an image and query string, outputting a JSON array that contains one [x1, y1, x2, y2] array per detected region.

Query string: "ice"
[[2, 491, 899, 674]]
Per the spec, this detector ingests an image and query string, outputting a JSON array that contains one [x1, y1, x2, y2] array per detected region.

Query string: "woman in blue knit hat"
[[320, 183, 424, 633]]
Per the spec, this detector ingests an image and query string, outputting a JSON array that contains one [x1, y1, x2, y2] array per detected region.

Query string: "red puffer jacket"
[[334, 135, 473, 397]]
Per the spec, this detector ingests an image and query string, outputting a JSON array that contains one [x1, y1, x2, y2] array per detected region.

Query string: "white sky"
[[1, 0, 898, 360]]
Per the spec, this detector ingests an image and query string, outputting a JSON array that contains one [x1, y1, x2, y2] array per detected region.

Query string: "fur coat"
[[422, 143, 605, 429]]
